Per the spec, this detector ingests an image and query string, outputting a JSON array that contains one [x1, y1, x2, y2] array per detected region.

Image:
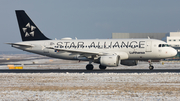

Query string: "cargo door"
[[146, 41, 152, 52]]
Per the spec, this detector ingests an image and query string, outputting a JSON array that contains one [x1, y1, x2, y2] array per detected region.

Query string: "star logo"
[[22, 23, 36, 37]]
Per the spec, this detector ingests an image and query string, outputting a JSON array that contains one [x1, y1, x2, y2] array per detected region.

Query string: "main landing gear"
[[148, 60, 154, 70], [86, 64, 94, 70], [86, 61, 94, 70], [86, 64, 107, 70], [86, 60, 107, 70], [99, 65, 106, 70]]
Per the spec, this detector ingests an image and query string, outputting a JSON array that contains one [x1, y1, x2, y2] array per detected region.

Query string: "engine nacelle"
[[121, 60, 138, 66], [100, 55, 120, 67]]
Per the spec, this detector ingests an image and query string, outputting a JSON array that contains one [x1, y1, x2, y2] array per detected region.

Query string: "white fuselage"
[[13, 38, 177, 61]]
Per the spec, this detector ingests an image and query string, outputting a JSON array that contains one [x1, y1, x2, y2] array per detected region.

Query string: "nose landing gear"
[[148, 60, 154, 70]]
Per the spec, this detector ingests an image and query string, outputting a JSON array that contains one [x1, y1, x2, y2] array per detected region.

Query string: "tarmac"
[[0, 69, 180, 73]]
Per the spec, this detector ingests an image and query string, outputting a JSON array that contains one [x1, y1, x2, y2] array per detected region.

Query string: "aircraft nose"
[[170, 48, 177, 57]]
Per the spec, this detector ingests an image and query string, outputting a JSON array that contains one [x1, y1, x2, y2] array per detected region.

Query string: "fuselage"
[[13, 38, 177, 61]]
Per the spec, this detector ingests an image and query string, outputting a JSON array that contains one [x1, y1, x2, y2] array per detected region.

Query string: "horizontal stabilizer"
[[6, 43, 33, 47]]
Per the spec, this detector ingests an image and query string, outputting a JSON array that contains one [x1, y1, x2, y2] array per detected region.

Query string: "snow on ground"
[[0, 73, 180, 100], [0, 54, 180, 100]]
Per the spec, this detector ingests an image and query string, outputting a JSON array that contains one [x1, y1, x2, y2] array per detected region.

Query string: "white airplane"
[[7, 10, 177, 70]]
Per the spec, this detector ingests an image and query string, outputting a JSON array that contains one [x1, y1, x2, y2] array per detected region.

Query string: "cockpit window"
[[158, 44, 170, 47], [165, 44, 170, 47]]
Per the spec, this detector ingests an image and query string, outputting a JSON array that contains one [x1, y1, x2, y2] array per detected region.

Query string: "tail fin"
[[15, 10, 50, 41]]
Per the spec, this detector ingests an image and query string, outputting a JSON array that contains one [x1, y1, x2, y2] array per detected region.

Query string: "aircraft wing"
[[6, 43, 33, 48], [47, 47, 103, 57], [46, 47, 129, 60]]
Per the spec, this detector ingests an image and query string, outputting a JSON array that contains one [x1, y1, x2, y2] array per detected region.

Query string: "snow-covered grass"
[[0, 73, 179, 100]]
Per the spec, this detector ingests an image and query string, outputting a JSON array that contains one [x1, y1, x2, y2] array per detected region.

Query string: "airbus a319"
[[7, 10, 177, 70]]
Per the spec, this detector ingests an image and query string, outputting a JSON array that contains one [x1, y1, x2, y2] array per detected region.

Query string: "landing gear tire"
[[149, 66, 154, 70], [148, 60, 154, 70], [86, 64, 94, 70], [99, 65, 107, 70]]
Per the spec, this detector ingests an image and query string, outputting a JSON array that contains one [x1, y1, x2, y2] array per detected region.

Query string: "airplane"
[[7, 10, 177, 70]]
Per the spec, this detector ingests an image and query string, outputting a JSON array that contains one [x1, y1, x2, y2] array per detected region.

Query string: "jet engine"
[[100, 55, 120, 67], [120, 60, 138, 66]]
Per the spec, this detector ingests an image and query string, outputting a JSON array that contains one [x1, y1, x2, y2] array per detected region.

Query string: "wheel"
[[149, 66, 154, 70], [86, 64, 94, 70], [99, 65, 107, 70]]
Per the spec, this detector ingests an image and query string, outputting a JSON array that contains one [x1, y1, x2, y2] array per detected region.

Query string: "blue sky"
[[1, 0, 180, 51]]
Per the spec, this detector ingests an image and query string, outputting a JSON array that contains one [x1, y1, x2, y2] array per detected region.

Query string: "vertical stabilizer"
[[16, 10, 50, 41]]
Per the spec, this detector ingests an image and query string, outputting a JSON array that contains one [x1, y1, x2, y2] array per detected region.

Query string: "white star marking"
[[22, 23, 36, 37]]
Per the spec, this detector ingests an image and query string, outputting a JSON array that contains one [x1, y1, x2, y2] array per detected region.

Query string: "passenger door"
[[146, 41, 152, 52]]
